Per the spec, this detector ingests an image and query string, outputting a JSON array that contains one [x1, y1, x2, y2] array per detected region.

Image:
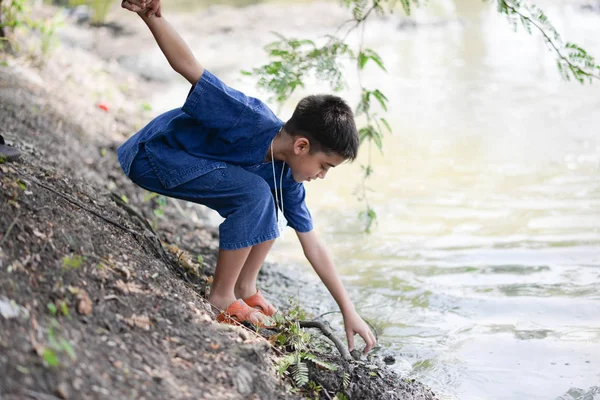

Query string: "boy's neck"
[[266, 131, 291, 163]]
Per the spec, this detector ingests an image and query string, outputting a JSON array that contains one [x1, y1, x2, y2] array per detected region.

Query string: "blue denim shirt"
[[117, 69, 312, 232]]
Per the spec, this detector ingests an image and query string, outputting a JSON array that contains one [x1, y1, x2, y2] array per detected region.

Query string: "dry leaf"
[[122, 314, 151, 330], [115, 280, 147, 295], [76, 291, 93, 315]]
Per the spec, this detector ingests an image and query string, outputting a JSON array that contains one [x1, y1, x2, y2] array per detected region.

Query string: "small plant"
[[41, 321, 76, 367], [272, 302, 337, 389], [62, 254, 83, 270], [143, 191, 168, 229], [0, 0, 62, 58]]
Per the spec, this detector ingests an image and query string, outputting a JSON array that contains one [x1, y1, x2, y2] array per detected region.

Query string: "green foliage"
[[0, 0, 62, 57], [243, 33, 354, 103], [342, 371, 351, 389], [334, 392, 349, 400], [359, 205, 377, 233], [62, 254, 83, 269], [42, 348, 59, 367], [41, 324, 76, 367], [0, 0, 27, 31], [143, 191, 168, 228], [493, 0, 599, 82], [273, 302, 337, 390], [47, 302, 58, 316]]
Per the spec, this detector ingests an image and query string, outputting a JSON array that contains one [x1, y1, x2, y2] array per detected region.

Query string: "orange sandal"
[[243, 291, 278, 317], [216, 299, 274, 328]]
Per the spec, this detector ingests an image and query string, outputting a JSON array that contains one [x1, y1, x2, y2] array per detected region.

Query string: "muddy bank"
[[0, 4, 437, 400]]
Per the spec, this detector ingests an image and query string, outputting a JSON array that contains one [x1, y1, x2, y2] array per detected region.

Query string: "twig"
[[110, 192, 156, 235], [299, 321, 352, 361], [104, 294, 128, 307], [0, 211, 20, 246], [9, 165, 141, 237], [503, 1, 600, 80], [321, 387, 333, 400]]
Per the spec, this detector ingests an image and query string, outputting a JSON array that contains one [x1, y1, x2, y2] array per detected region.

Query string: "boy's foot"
[[243, 290, 278, 317], [0, 135, 20, 162], [216, 299, 275, 328]]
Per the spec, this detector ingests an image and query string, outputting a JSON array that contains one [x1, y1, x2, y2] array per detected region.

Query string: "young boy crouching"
[[118, 1, 376, 353]]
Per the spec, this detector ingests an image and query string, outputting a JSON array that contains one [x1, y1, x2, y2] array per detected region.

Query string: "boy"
[[118, 1, 376, 354]]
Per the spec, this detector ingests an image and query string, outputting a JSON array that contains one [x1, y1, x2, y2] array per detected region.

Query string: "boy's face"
[[287, 137, 345, 183]]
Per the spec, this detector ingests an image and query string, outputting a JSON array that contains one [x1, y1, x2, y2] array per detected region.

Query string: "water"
[[141, 0, 600, 398]]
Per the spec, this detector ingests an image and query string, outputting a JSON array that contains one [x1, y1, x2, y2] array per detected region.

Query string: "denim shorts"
[[129, 145, 279, 250]]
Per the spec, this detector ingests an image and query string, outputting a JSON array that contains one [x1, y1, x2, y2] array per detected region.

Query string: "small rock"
[[383, 355, 396, 365], [351, 349, 363, 361], [56, 382, 70, 399], [72, 378, 83, 391]]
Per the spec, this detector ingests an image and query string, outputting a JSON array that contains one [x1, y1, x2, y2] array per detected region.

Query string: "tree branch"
[[503, 1, 600, 80], [299, 321, 352, 361]]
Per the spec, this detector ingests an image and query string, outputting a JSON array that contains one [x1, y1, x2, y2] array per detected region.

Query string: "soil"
[[0, 4, 438, 400]]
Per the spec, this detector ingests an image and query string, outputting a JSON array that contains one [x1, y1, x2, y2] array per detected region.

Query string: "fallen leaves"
[[166, 244, 202, 276], [114, 280, 150, 295], [76, 290, 93, 315], [118, 313, 152, 330]]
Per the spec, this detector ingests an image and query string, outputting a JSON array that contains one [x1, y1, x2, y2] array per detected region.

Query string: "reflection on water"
[[145, 0, 600, 398]]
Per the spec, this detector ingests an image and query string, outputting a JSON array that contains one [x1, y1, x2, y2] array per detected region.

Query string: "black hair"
[[283, 94, 359, 160]]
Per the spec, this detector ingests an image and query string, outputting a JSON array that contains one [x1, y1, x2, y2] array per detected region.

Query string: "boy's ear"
[[293, 137, 310, 155]]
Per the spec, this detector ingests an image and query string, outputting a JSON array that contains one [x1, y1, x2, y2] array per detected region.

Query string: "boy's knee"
[[241, 179, 273, 210]]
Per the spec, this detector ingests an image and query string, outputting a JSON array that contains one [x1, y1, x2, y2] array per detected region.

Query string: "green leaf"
[[60, 302, 69, 317], [365, 49, 387, 72], [342, 371, 350, 389], [380, 118, 392, 134], [62, 254, 83, 269], [47, 303, 57, 315], [372, 89, 388, 111], [301, 352, 338, 371], [42, 348, 59, 367], [291, 358, 309, 387], [17, 180, 27, 190], [120, 195, 129, 204], [59, 338, 76, 360], [358, 52, 369, 70]]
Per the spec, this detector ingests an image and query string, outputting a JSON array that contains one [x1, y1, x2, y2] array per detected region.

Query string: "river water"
[[139, 0, 600, 398]]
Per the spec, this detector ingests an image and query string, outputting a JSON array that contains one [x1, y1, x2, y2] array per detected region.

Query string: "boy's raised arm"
[[137, 13, 204, 85]]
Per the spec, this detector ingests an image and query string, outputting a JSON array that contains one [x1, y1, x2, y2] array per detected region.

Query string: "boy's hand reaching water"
[[343, 308, 377, 354]]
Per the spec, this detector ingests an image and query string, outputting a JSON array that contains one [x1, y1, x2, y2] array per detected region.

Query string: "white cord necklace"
[[270, 140, 285, 217]]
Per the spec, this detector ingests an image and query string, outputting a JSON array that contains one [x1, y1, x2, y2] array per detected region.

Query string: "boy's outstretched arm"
[[136, 12, 204, 85], [296, 230, 377, 354]]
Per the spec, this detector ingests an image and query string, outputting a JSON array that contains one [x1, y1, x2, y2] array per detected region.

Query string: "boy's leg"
[[234, 239, 275, 299], [127, 148, 279, 316], [208, 247, 251, 310]]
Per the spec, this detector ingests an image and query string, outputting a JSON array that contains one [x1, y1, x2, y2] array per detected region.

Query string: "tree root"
[[299, 320, 352, 361]]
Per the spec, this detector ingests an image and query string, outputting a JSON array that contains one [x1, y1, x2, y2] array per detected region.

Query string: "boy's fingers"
[[147, 1, 160, 17], [121, 0, 143, 12], [126, 0, 146, 7]]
